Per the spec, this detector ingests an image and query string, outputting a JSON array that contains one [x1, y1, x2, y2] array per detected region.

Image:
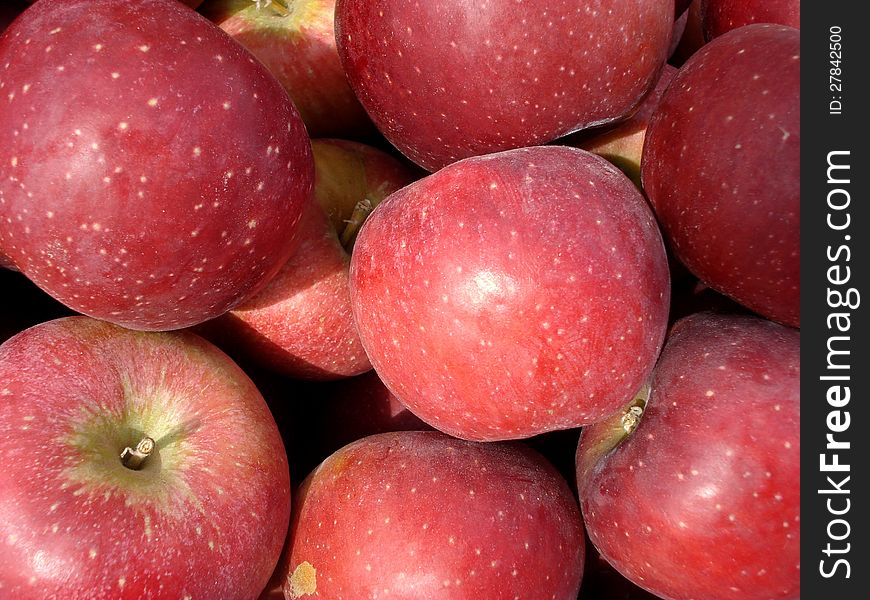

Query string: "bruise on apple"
[[277, 431, 585, 599], [577, 313, 800, 600], [0, 317, 291, 599]]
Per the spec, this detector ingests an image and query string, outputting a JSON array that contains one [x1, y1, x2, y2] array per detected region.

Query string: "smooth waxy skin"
[[336, 0, 674, 171], [279, 431, 585, 599], [0, 0, 313, 330], [201, 0, 373, 138], [0, 317, 291, 599], [577, 313, 800, 600], [574, 64, 677, 186], [350, 146, 670, 441], [701, 0, 800, 40], [642, 25, 800, 327], [201, 139, 417, 380]]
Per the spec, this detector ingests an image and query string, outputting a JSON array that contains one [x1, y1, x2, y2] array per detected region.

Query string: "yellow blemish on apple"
[[288, 561, 317, 598]]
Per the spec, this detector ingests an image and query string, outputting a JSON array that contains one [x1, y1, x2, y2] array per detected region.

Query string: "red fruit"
[[642, 24, 800, 327], [279, 431, 585, 599], [702, 0, 800, 40], [0, 317, 291, 599], [350, 146, 670, 441], [198, 139, 418, 380], [577, 313, 800, 600], [336, 0, 674, 171], [201, 0, 375, 139], [0, 0, 313, 330]]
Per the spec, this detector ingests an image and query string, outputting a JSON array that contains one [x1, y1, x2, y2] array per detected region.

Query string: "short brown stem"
[[120, 436, 155, 470], [340, 198, 374, 252], [254, 0, 290, 17]]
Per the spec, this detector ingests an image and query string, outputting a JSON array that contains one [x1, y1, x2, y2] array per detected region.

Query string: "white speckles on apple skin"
[[0, 0, 314, 331], [0, 317, 291, 599], [336, 0, 673, 171], [577, 313, 800, 600], [350, 146, 670, 441], [279, 431, 584, 599], [642, 24, 799, 327]]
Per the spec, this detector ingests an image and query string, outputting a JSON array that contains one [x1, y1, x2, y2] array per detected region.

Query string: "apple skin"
[[570, 64, 677, 187], [200, 0, 375, 139], [641, 24, 799, 327], [0, 0, 314, 331], [336, 0, 674, 171], [277, 431, 585, 599], [702, 0, 800, 41], [576, 313, 799, 600], [0, 316, 291, 599], [349, 146, 670, 441], [198, 139, 418, 380]]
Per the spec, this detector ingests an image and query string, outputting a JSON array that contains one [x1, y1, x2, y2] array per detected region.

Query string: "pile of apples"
[[0, 1, 799, 599]]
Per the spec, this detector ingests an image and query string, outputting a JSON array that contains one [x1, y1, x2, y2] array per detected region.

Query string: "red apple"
[[0, 0, 314, 331], [570, 64, 677, 186], [642, 24, 800, 327], [198, 138, 418, 380], [350, 146, 670, 441], [201, 0, 375, 139], [277, 431, 585, 599], [702, 0, 800, 40], [576, 313, 800, 600], [336, 0, 674, 171], [0, 316, 291, 598]]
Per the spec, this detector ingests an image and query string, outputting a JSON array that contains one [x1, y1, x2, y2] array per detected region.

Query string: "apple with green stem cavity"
[[0, 316, 291, 599], [349, 146, 670, 441], [642, 24, 800, 327], [276, 430, 585, 599], [336, 0, 674, 171], [576, 313, 800, 600], [198, 138, 418, 380], [0, 0, 314, 331], [201, 0, 375, 139]]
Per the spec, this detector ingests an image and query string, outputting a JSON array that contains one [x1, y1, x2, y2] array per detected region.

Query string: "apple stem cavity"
[[254, 0, 290, 17], [340, 198, 374, 252], [120, 436, 156, 471]]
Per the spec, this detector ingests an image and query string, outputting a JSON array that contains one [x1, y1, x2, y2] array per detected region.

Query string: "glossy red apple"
[[350, 146, 670, 441], [0, 0, 314, 331], [571, 64, 677, 186], [201, 0, 374, 139], [577, 313, 800, 600], [198, 138, 418, 380], [702, 0, 800, 40], [336, 0, 674, 171], [0, 316, 291, 599], [276, 431, 585, 599], [642, 24, 799, 327]]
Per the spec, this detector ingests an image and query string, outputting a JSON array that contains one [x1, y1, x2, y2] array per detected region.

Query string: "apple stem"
[[340, 198, 374, 252], [620, 386, 649, 436], [254, 0, 290, 17], [120, 436, 156, 470]]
